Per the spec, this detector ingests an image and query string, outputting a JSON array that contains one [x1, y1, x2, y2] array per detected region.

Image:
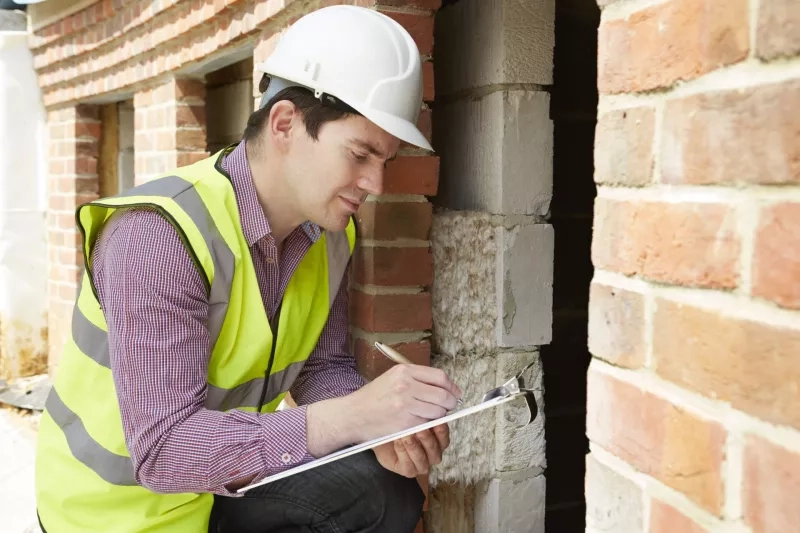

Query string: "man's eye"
[[352, 152, 368, 162]]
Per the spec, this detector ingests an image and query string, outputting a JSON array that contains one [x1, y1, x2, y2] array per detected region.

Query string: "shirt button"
[[281, 453, 292, 464], [266, 257, 275, 264]]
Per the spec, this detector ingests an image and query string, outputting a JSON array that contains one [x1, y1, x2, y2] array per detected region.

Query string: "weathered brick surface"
[[650, 499, 710, 533], [585, 454, 644, 532], [384, 156, 439, 196], [757, 0, 800, 60], [743, 436, 800, 533], [752, 203, 800, 310], [351, 291, 433, 332], [594, 107, 655, 186], [46, 104, 101, 369], [592, 199, 741, 289], [598, 0, 749, 93], [356, 202, 433, 241], [662, 80, 800, 185], [588, 283, 646, 368], [354, 339, 431, 381], [590, 0, 800, 530], [587, 368, 726, 514], [653, 299, 800, 431], [354, 246, 433, 287]]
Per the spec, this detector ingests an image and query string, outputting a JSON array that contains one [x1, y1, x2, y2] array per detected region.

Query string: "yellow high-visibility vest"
[[34, 146, 356, 532]]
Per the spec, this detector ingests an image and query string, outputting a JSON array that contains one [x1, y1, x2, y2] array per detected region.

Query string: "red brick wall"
[[587, 0, 800, 531], [46, 105, 100, 370]]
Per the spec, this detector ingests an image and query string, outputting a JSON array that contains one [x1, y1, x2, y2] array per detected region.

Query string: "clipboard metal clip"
[[480, 360, 539, 428]]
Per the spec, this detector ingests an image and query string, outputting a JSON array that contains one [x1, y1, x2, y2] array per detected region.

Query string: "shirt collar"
[[220, 142, 321, 246]]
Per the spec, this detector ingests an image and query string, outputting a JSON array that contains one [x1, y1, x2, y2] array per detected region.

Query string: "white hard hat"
[[254, 5, 431, 151]]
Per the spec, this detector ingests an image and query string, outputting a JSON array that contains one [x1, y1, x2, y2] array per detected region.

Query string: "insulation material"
[[430, 350, 544, 486], [430, 210, 497, 357], [0, 31, 49, 379]]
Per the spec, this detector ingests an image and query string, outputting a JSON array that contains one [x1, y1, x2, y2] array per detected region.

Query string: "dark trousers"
[[208, 451, 425, 533]]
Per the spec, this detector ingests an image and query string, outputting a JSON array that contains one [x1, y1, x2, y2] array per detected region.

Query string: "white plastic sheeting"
[[0, 30, 48, 378]]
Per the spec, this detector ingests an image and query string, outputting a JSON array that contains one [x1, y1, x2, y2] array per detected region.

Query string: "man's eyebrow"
[[350, 139, 392, 159]]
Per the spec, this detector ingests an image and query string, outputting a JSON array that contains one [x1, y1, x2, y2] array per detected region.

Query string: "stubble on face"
[[288, 115, 399, 232]]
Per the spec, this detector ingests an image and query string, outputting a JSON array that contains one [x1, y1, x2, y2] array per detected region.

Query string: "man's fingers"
[[393, 440, 417, 478], [432, 423, 450, 451], [409, 366, 463, 400], [401, 436, 430, 474], [410, 381, 459, 412], [415, 429, 443, 466]]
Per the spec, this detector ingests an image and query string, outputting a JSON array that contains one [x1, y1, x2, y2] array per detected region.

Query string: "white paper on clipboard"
[[237, 391, 526, 493]]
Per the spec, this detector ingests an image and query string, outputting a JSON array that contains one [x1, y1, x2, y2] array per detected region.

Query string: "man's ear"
[[267, 100, 297, 151]]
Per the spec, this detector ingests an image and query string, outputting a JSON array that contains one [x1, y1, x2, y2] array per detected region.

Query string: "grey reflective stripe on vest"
[[117, 176, 234, 345], [206, 359, 306, 411], [45, 388, 137, 486], [325, 228, 351, 305], [71, 176, 235, 370], [71, 289, 110, 367]]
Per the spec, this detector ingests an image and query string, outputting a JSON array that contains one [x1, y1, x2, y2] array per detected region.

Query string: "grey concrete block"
[[475, 475, 546, 533], [585, 454, 644, 532], [434, 90, 553, 217], [435, 0, 555, 94], [431, 212, 554, 355], [495, 352, 546, 472], [495, 223, 554, 347]]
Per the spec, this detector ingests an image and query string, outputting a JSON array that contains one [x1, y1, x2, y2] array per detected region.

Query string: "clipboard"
[[236, 360, 539, 493]]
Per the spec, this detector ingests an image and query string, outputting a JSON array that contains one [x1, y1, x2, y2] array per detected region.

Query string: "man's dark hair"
[[243, 76, 355, 143]]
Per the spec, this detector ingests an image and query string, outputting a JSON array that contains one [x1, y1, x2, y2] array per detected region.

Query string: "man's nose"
[[358, 167, 384, 197]]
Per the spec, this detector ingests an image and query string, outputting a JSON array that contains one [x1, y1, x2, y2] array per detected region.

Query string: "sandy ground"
[[0, 406, 42, 533]]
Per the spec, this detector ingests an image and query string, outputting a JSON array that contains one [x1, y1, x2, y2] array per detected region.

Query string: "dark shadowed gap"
[[541, 0, 600, 531]]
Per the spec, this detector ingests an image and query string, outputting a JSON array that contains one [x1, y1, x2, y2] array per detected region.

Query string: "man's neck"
[[244, 141, 302, 245]]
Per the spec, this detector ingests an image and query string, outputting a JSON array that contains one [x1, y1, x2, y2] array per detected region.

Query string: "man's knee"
[[341, 453, 425, 533]]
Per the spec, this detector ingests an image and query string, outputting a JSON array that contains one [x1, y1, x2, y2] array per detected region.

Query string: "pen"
[[373, 342, 463, 406]]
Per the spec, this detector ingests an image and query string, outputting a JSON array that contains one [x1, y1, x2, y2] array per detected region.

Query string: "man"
[[34, 6, 461, 532]]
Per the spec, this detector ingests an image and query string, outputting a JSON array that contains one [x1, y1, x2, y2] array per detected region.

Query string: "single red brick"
[[175, 129, 207, 151], [174, 78, 206, 101], [356, 201, 433, 241], [598, 0, 749, 93], [650, 499, 710, 533], [752, 203, 800, 309], [351, 291, 432, 332], [587, 368, 726, 514], [354, 245, 433, 287], [661, 80, 800, 185], [422, 61, 434, 102], [592, 199, 741, 289], [653, 299, 800, 431], [175, 105, 206, 128], [588, 283, 646, 368], [354, 338, 431, 380], [594, 107, 655, 186], [744, 436, 800, 533], [384, 156, 439, 196]]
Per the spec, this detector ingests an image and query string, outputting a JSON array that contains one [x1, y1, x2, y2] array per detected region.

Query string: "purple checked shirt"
[[91, 142, 365, 496]]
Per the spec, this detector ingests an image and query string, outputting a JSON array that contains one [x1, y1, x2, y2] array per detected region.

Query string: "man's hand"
[[373, 424, 450, 477], [306, 364, 461, 458], [347, 364, 461, 442]]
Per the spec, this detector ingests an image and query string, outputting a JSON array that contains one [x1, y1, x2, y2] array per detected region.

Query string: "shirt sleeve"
[[289, 262, 367, 406], [92, 208, 314, 496]]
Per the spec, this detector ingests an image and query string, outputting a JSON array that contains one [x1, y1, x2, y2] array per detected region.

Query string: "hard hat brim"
[[352, 105, 433, 152]]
